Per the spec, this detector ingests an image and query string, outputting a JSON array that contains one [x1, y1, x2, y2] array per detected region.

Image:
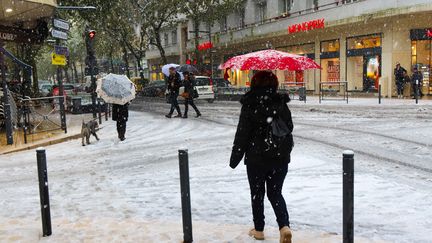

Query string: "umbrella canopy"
[[96, 74, 136, 105], [0, 0, 57, 27], [162, 63, 179, 77], [176, 64, 199, 74], [219, 49, 321, 71]]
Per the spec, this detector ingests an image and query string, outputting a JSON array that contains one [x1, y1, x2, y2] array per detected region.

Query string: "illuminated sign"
[[198, 42, 213, 51], [427, 29, 432, 38], [288, 19, 325, 34]]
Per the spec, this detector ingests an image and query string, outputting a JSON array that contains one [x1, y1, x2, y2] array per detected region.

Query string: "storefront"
[[346, 34, 382, 92], [410, 29, 432, 95], [277, 43, 316, 90], [320, 39, 340, 83]]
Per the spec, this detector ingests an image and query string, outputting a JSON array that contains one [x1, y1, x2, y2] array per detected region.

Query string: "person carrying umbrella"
[[112, 103, 129, 141], [96, 73, 136, 141], [165, 67, 182, 118], [181, 72, 201, 118]]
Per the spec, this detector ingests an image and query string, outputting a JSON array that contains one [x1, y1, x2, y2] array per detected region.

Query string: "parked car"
[[166, 76, 215, 103], [142, 80, 166, 97], [212, 77, 231, 87], [193, 76, 215, 103], [39, 84, 53, 97]]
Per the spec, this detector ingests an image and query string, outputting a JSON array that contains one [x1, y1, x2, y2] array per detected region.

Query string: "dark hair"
[[250, 71, 279, 90]]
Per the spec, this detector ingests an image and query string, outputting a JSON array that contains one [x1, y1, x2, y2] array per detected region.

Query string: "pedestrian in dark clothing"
[[165, 67, 182, 118], [112, 103, 129, 141], [182, 72, 201, 118], [230, 71, 294, 243], [394, 62, 407, 98], [411, 67, 423, 98]]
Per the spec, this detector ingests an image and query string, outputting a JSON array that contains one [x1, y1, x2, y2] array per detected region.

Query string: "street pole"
[[343, 150, 354, 243], [208, 31, 213, 79], [0, 41, 13, 145]]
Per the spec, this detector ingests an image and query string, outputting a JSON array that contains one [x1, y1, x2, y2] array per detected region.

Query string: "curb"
[[0, 133, 81, 155]]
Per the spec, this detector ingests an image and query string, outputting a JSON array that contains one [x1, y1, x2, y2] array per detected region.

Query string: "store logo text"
[[0, 32, 17, 41], [288, 19, 325, 34]]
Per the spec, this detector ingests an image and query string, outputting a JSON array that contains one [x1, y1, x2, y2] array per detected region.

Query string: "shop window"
[[164, 33, 169, 47], [172, 30, 177, 45], [321, 58, 340, 82], [279, 0, 292, 14], [321, 39, 340, 53], [255, 0, 267, 24], [347, 35, 381, 50], [278, 43, 316, 90], [411, 40, 432, 95]]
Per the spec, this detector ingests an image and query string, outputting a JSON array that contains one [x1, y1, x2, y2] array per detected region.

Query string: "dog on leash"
[[81, 120, 99, 146]]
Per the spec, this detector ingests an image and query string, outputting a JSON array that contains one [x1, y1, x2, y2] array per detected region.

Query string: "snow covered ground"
[[0, 98, 431, 242]]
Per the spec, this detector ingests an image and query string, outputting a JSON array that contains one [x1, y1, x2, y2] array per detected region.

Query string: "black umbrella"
[[176, 64, 199, 74]]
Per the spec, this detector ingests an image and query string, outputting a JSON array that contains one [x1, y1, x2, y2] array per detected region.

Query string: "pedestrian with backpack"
[[230, 71, 294, 243]]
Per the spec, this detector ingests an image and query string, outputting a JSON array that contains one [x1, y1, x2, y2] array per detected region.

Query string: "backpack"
[[262, 103, 293, 158]]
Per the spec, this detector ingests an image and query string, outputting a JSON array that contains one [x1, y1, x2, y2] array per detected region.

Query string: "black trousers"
[[247, 162, 290, 231], [116, 120, 127, 139], [168, 92, 181, 115], [184, 98, 200, 116]]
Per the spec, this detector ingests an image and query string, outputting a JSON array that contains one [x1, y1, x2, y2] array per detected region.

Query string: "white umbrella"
[[162, 63, 180, 77], [96, 74, 136, 105]]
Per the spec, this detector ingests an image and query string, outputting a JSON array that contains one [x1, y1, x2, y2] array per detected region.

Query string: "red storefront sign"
[[198, 42, 213, 51], [288, 19, 325, 34], [427, 29, 432, 37]]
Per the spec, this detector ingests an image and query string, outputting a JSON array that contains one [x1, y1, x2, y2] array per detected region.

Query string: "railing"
[[19, 96, 66, 144], [319, 81, 349, 103]]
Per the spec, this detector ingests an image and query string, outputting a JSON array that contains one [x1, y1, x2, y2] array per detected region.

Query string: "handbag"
[[181, 92, 190, 98]]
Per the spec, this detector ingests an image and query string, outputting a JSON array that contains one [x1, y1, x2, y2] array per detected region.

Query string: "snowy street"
[[0, 98, 431, 242]]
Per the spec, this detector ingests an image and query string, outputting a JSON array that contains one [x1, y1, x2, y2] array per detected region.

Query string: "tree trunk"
[[193, 18, 201, 66], [109, 47, 115, 73], [153, 30, 168, 65], [122, 45, 131, 78], [63, 67, 71, 83], [72, 61, 79, 83]]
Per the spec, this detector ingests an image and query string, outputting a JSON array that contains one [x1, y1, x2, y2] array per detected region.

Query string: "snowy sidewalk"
[[0, 111, 429, 242]]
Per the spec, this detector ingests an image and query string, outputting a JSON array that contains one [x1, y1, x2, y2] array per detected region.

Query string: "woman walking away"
[[230, 71, 294, 243], [182, 72, 201, 118], [112, 103, 129, 141]]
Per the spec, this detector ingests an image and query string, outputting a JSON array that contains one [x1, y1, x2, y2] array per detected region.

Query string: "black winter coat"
[[112, 103, 129, 122], [411, 72, 423, 85], [167, 72, 182, 93], [183, 78, 194, 96], [230, 88, 294, 169], [394, 66, 406, 85]]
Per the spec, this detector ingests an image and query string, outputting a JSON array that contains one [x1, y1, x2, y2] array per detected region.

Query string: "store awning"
[[0, 0, 57, 28]]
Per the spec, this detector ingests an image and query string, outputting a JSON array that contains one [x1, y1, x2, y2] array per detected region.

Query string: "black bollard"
[[98, 99, 102, 124], [343, 150, 354, 243], [378, 84, 382, 104], [36, 148, 52, 237], [105, 103, 108, 121], [178, 149, 193, 243], [415, 80, 419, 104]]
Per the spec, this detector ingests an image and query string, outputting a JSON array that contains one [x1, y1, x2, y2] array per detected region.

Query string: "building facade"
[[145, 0, 432, 97]]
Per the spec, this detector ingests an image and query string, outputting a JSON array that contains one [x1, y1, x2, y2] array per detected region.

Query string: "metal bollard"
[[378, 84, 382, 104], [343, 150, 354, 243], [36, 148, 52, 237], [415, 80, 419, 104], [98, 99, 102, 125], [178, 149, 193, 243], [105, 103, 108, 121]]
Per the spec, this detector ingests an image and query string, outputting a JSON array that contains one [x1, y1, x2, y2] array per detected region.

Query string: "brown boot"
[[248, 228, 264, 240], [280, 226, 292, 243]]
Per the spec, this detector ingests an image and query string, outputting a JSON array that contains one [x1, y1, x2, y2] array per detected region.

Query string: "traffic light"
[[88, 30, 96, 40]]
